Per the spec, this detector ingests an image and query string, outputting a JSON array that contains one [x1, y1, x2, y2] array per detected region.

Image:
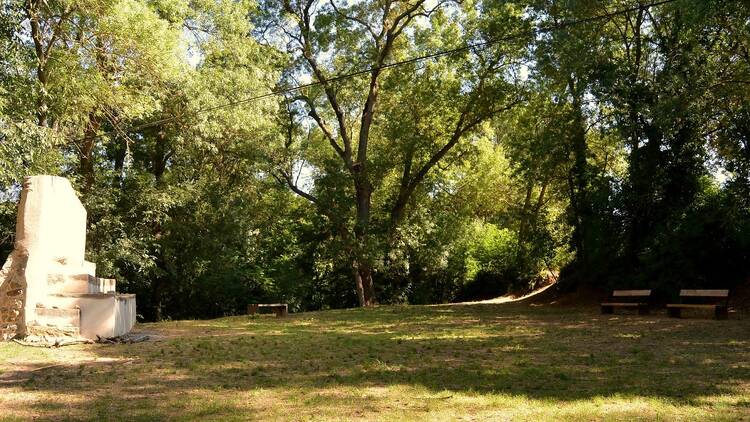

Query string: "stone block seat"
[[0, 176, 136, 341]]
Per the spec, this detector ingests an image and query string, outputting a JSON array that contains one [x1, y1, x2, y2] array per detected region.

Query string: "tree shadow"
[[2, 303, 749, 419]]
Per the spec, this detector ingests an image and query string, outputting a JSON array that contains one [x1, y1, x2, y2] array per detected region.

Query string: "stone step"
[[46, 273, 90, 294], [40, 293, 135, 339], [45, 274, 118, 294], [93, 277, 116, 294], [31, 306, 81, 337], [26, 323, 80, 338]]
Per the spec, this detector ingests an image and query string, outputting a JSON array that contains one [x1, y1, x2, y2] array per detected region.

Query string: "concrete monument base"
[[0, 176, 136, 341]]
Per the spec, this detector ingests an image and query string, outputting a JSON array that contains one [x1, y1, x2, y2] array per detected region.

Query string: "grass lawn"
[[1, 302, 749, 421]]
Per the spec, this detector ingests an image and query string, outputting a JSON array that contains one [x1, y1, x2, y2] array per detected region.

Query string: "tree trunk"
[[112, 138, 127, 187], [516, 180, 534, 265], [152, 131, 171, 182], [35, 73, 49, 128], [351, 171, 376, 306], [568, 86, 591, 279], [27, 0, 50, 128], [353, 259, 375, 307]]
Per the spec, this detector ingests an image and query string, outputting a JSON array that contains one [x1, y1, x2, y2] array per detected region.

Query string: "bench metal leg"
[[668, 307, 681, 318], [601, 306, 613, 315]]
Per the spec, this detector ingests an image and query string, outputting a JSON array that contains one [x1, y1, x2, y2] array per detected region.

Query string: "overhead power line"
[[77, 0, 678, 143]]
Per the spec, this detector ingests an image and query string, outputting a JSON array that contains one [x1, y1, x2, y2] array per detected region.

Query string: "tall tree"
[[260, 0, 525, 306], [9, 0, 184, 191], [529, 0, 608, 282]]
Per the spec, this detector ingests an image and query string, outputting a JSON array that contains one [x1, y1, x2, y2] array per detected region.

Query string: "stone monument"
[[0, 175, 136, 341]]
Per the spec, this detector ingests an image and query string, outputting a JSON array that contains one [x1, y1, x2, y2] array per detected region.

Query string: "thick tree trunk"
[[567, 87, 591, 279], [353, 259, 375, 307], [350, 169, 377, 306], [152, 131, 171, 182]]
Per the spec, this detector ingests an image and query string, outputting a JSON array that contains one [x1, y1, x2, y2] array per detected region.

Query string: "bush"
[[457, 222, 519, 301]]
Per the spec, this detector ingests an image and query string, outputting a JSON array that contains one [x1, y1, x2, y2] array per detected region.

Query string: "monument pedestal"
[[0, 176, 136, 341]]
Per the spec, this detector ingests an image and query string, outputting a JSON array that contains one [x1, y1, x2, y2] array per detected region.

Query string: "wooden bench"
[[667, 290, 729, 320], [247, 303, 288, 317], [601, 290, 651, 315]]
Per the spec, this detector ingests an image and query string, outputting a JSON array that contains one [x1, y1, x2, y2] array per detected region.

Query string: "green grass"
[[1, 303, 749, 421]]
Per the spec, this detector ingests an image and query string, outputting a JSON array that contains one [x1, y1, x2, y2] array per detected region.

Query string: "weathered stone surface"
[[26, 323, 80, 338], [1, 323, 18, 341], [0, 308, 20, 319], [0, 251, 27, 339]]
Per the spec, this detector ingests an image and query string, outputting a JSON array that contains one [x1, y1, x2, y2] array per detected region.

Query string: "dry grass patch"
[[1, 303, 749, 421]]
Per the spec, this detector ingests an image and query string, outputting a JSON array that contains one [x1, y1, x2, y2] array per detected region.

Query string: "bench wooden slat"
[[247, 303, 288, 317], [668, 290, 730, 320], [679, 289, 729, 297], [667, 303, 725, 309], [612, 290, 651, 297], [601, 290, 650, 315]]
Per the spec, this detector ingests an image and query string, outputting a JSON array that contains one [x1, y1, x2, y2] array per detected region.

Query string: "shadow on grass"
[[3, 303, 750, 420]]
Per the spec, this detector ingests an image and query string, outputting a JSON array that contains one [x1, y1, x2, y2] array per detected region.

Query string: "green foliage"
[[0, 121, 62, 186], [459, 222, 519, 300], [0, 0, 748, 318], [464, 223, 518, 281]]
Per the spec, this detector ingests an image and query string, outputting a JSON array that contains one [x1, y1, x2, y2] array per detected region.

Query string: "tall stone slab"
[[0, 175, 136, 341]]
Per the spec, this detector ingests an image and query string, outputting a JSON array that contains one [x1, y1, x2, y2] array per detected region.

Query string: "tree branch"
[[293, 95, 350, 164], [274, 169, 319, 204], [389, 98, 522, 228], [330, 0, 379, 41], [291, 1, 354, 160]]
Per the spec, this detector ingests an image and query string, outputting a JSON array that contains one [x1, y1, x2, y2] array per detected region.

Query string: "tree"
[[82, 0, 281, 320], [260, 0, 525, 306], [0, 0, 185, 192]]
